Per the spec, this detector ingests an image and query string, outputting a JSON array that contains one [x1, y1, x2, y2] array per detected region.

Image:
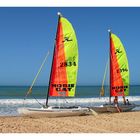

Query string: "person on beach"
[[123, 96, 126, 105], [114, 96, 121, 113], [126, 99, 130, 105]]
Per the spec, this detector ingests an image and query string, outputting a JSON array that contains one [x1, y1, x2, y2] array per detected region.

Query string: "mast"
[[108, 29, 111, 104], [45, 12, 62, 107]]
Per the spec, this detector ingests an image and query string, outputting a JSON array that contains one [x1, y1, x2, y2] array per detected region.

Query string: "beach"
[[0, 111, 140, 133]]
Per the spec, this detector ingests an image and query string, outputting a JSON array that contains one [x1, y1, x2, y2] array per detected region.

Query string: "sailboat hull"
[[89, 106, 108, 113], [18, 107, 89, 118], [89, 103, 136, 113], [103, 103, 136, 113]]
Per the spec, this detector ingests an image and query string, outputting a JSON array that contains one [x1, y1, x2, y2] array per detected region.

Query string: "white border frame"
[[0, 0, 140, 7]]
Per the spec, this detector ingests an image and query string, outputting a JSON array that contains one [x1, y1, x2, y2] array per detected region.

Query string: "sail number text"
[[117, 68, 128, 73], [60, 61, 77, 67]]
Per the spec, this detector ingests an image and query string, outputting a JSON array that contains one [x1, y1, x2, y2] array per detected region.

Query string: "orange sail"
[[110, 32, 129, 97], [48, 14, 78, 97]]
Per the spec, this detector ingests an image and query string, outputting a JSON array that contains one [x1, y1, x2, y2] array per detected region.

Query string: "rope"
[[100, 57, 109, 97], [25, 51, 49, 98], [32, 96, 45, 107], [23, 95, 45, 108], [24, 51, 50, 106]]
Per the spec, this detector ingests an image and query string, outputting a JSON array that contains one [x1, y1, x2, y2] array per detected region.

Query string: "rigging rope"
[[24, 51, 50, 106], [32, 96, 45, 107], [100, 57, 109, 97]]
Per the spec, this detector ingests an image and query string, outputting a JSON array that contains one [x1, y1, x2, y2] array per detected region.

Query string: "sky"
[[0, 7, 140, 86]]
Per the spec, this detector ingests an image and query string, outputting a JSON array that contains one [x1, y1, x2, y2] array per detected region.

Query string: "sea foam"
[[0, 96, 140, 116]]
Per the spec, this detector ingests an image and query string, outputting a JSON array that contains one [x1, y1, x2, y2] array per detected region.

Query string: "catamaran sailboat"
[[91, 30, 136, 113], [18, 12, 89, 117]]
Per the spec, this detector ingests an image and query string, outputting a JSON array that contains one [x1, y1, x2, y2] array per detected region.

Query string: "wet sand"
[[0, 111, 140, 133]]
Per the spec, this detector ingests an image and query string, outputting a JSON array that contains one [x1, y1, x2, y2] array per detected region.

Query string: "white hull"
[[18, 106, 89, 118]]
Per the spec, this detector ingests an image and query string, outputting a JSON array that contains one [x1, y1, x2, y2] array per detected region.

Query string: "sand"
[[0, 111, 140, 133]]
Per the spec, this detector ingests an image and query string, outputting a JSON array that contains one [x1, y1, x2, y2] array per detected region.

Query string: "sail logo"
[[52, 84, 75, 92], [63, 36, 72, 42], [115, 48, 122, 54], [112, 86, 128, 93]]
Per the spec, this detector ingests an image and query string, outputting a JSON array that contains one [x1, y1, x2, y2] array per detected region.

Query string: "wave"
[[0, 96, 140, 116], [0, 96, 139, 105]]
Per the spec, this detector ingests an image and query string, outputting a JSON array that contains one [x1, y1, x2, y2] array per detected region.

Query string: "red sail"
[[49, 21, 68, 96], [110, 36, 124, 97]]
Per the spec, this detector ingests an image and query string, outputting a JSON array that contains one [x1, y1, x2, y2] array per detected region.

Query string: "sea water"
[[0, 85, 140, 116]]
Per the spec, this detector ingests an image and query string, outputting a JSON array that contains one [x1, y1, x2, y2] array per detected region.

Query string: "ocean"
[[0, 85, 140, 116]]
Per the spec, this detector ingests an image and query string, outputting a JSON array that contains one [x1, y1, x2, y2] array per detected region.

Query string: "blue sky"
[[0, 7, 140, 85]]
